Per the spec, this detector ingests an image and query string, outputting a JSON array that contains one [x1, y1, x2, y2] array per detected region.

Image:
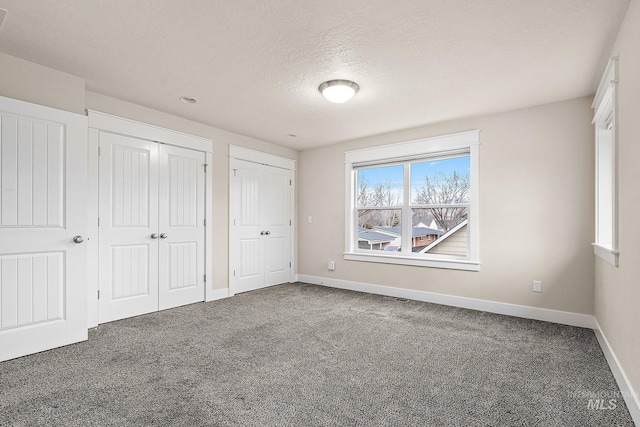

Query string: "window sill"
[[592, 243, 619, 267], [344, 252, 480, 271]]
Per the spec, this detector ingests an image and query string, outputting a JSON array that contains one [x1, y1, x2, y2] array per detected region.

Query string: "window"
[[592, 57, 618, 266], [345, 131, 479, 270]]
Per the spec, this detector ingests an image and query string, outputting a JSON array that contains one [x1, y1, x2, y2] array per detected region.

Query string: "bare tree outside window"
[[357, 177, 402, 228], [413, 171, 469, 231]]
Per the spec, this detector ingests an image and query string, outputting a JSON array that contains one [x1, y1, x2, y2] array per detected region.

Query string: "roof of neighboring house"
[[358, 230, 395, 243], [377, 226, 443, 238], [418, 219, 468, 253]]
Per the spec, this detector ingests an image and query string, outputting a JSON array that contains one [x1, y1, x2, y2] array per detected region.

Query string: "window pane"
[[411, 156, 470, 205], [596, 126, 613, 247], [357, 165, 403, 207], [357, 209, 402, 251], [413, 207, 468, 257]]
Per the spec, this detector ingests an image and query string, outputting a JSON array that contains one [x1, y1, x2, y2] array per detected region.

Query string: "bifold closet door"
[[0, 96, 88, 362], [98, 132, 159, 323], [158, 144, 205, 311]]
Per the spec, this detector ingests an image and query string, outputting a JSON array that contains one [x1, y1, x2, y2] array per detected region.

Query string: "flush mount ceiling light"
[[179, 96, 197, 104], [318, 80, 359, 104]]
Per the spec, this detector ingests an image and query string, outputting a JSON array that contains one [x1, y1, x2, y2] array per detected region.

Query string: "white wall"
[[298, 97, 595, 315], [0, 52, 85, 114], [594, 0, 640, 408]]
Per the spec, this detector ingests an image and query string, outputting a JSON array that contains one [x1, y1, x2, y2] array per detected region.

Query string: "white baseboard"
[[296, 275, 596, 329], [206, 287, 231, 302], [594, 320, 640, 424]]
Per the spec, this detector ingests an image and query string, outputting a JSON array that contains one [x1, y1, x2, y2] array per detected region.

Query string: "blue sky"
[[357, 156, 470, 193]]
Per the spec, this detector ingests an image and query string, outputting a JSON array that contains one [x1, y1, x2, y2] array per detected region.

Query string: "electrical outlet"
[[328, 261, 335, 271], [532, 280, 542, 293]]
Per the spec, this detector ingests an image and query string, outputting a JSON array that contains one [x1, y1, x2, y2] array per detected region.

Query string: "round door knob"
[[265, 231, 271, 235], [260, 231, 265, 235], [160, 233, 168, 239], [73, 236, 85, 244], [151, 233, 159, 239]]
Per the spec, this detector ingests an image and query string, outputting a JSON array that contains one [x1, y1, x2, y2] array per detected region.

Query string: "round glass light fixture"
[[318, 80, 359, 103]]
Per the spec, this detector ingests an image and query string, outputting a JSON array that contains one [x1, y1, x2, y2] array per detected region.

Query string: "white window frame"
[[592, 58, 619, 266], [344, 130, 480, 271]]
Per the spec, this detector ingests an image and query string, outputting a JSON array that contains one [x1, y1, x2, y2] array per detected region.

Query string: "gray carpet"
[[0, 282, 634, 426]]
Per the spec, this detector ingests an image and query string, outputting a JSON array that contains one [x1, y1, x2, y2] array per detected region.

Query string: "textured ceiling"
[[0, 0, 630, 150]]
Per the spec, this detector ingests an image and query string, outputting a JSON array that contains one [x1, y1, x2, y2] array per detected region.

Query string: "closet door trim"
[[87, 110, 213, 153]]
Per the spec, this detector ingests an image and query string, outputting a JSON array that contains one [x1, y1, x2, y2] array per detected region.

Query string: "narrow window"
[[592, 58, 618, 266]]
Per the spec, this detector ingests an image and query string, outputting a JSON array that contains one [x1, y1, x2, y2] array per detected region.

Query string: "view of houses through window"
[[356, 156, 470, 258]]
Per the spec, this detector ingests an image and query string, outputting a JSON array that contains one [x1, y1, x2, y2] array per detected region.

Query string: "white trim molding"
[[87, 110, 213, 153], [594, 320, 640, 424], [229, 145, 296, 170], [592, 243, 619, 267], [204, 151, 215, 302], [343, 252, 480, 271], [297, 275, 595, 329], [345, 130, 479, 165]]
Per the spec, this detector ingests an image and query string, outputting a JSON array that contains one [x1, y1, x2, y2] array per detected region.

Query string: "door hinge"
[[289, 220, 292, 226], [98, 146, 101, 156], [98, 217, 100, 227], [233, 169, 238, 177], [233, 270, 236, 277], [289, 262, 291, 268], [204, 218, 206, 227], [203, 163, 208, 173], [289, 179, 292, 186], [97, 290, 100, 300], [204, 274, 206, 283]]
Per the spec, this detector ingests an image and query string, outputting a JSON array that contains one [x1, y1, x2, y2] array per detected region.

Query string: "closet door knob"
[[160, 233, 168, 239], [72, 236, 85, 244], [265, 231, 271, 235], [151, 233, 159, 239]]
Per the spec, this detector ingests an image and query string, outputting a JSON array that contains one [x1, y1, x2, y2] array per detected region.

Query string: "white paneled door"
[[0, 96, 87, 362], [98, 132, 205, 323], [231, 159, 292, 294], [158, 144, 205, 311], [98, 132, 159, 323]]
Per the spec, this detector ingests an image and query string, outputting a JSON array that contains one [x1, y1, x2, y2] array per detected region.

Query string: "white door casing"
[[229, 147, 295, 295], [98, 132, 159, 323], [158, 144, 205, 310], [0, 96, 88, 362]]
